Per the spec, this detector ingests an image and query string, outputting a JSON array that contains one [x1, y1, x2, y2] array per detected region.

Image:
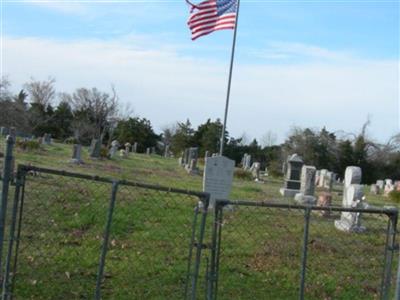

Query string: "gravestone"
[[250, 162, 261, 181], [323, 171, 333, 191], [376, 180, 384, 191], [164, 145, 170, 158], [70, 144, 83, 164], [370, 184, 379, 195], [42, 133, 51, 145], [89, 139, 101, 159], [109, 140, 119, 158], [203, 156, 235, 209], [184, 147, 198, 168], [132, 142, 138, 153], [242, 154, 251, 170], [294, 165, 316, 204], [186, 158, 199, 175], [146, 148, 151, 155], [185, 148, 199, 174], [0, 127, 8, 136], [315, 170, 321, 185], [335, 166, 366, 232], [279, 154, 304, 197], [385, 179, 393, 186], [124, 142, 131, 156], [319, 169, 328, 187], [317, 192, 332, 217]]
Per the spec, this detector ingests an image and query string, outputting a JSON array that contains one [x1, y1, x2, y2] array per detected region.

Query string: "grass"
[[0, 137, 398, 299]]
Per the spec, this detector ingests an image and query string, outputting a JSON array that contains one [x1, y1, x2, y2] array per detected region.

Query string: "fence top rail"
[[216, 199, 399, 217], [17, 164, 210, 200]]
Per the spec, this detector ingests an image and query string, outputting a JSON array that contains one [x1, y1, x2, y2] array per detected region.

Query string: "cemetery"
[[0, 1, 398, 299], [0, 133, 399, 299]]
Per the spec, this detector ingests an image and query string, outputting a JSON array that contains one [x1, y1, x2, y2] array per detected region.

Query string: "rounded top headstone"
[[344, 166, 362, 187]]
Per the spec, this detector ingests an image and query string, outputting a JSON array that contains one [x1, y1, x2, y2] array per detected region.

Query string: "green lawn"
[[0, 137, 398, 299]]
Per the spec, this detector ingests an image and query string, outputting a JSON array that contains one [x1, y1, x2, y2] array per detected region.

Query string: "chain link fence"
[[208, 200, 399, 300], [1, 165, 210, 299]]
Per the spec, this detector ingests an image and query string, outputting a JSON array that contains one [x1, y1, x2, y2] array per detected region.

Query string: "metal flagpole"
[[219, 0, 241, 156]]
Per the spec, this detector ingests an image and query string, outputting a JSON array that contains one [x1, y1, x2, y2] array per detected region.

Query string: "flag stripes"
[[187, 0, 237, 40]]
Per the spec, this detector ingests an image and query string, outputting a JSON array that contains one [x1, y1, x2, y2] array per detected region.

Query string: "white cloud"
[[253, 41, 356, 62], [24, 1, 87, 15], [3, 36, 399, 143]]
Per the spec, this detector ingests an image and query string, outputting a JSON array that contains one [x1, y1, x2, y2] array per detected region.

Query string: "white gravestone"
[[319, 169, 328, 187], [250, 162, 261, 182], [203, 156, 235, 209], [335, 166, 367, 232], [294, 165, 316, 204], [109, 140, 119, 157]]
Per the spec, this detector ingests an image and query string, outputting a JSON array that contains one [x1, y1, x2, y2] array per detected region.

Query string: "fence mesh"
[[101, 184, 204, 299], [2, 166, 209, 299], [7, 171, 112, 299], [210, 201, 398, 300]]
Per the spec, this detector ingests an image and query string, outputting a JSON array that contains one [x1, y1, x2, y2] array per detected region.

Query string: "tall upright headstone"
[[294, 165, 316, 204], [0, 127, 8, 136], [109, 140, 119, 158], [132, 142, 138, 153], [146, 147, 151, 155], [70, 144, 83, 164], [89, 139, 101, 159], [279, 154, 304, 197], [164, 145, 170, 158], [185, 147, 199, 174], [335, 166, 366, 232], [124, 142, 131, 155], [203, 156, 235, 209], [319, 169, 328, 187], [42, 133, 51, 145], [250, 162, 261, 181], [323, 171, 333, 191], [242, 154, 251, 171]]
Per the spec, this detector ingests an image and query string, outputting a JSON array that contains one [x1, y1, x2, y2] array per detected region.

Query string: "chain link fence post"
[[299, 206, 311, 300], [2, 166, 25, 300], [95, 180, 119, 300], [0, 135, 15, 275]]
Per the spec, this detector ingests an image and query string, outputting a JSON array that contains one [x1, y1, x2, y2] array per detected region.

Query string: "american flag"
[[187, 0, 238, 41]]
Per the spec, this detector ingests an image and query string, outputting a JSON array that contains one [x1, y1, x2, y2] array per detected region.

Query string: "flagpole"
[[219, 0, 240, 156]]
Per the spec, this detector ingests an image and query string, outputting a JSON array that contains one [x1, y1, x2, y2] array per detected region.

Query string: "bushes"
[[388, 190, 400, 203], [100, 146, 109, 159], [234, 169, 252, 180], [64, 137, 79, 144], [15, 139, 40, 151]]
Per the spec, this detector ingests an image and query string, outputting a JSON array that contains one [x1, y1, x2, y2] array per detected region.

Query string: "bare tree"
[[161, 123, 177, 146], [71, 86, 119, 140], [0, 76, 11, 100], [24, 77, 56, 106], [261, 130, 277, 147]]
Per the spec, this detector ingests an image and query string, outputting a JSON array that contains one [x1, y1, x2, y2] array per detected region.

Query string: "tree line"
[[1, 77, 399, 183]]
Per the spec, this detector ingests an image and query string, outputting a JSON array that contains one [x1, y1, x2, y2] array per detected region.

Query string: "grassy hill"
[[0, 137, 398, 299]]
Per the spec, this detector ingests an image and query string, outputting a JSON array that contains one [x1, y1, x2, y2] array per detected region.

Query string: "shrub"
[[388, 190, 400, 203], [64, 137, 79, 144], [234, 169, 252, 180], [15, 139, 40, 151], [100, 146, 109, 159]]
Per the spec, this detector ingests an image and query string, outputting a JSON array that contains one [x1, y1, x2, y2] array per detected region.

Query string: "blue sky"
[[2, 0, 399, 144]]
